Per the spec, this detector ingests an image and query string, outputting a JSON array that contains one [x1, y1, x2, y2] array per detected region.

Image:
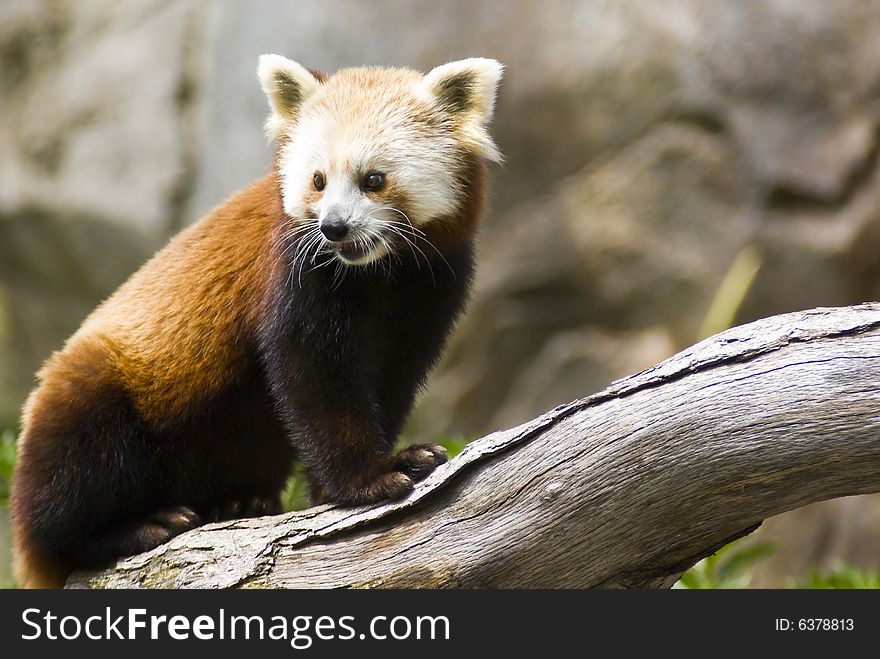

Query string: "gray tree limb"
[[68, 303, 880, 589]]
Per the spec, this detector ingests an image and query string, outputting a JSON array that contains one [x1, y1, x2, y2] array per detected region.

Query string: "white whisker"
[[372, 207, 454, 281]]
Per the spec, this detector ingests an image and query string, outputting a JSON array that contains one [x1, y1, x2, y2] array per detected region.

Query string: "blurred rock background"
[[1, 0, 879, 587]]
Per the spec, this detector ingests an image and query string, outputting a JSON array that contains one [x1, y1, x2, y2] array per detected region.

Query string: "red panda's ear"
[[258, 54, 321, 140], [420, 58, 503, 123], [420, 58, 504, 163]]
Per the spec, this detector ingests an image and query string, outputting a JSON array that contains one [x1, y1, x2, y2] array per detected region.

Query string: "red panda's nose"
[[320, 218, 349, 242]]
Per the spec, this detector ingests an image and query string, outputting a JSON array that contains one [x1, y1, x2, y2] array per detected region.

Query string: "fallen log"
[[69, 303, 880, 588]]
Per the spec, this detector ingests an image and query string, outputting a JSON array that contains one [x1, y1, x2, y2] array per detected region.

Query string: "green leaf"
[[280, 463, 310, 512], [789, 562, 880, 589], [0, 429, 17, 505], [674, 538, 776, 589], [716, 541, 776, 582]]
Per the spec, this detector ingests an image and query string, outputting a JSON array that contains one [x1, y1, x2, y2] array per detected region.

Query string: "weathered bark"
[[69, 304, 880, 589]]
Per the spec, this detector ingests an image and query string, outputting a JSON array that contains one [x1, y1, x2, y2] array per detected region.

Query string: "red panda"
[[10, 55, 503, 588]]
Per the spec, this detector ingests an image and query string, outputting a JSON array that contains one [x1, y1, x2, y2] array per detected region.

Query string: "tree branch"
[[68, 303, 880, 588]]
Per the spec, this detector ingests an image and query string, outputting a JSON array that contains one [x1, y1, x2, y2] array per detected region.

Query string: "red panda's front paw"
[[323, 447, 448, 507], [394, 443, 448, 481], [329, 471, 414, 506]]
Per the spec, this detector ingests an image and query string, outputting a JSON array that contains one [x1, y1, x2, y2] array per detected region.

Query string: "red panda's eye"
[[363, 172, 385, 192], [313, 172, 326, 191]]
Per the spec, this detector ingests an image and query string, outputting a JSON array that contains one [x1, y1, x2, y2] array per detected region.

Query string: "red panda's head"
[[258, 55, 503, 266]]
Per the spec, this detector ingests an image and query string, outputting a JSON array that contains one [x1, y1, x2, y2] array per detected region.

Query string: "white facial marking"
[[260, 58, 504, 269], [279, 109, 462, 225], [276, 92, 465, 266]]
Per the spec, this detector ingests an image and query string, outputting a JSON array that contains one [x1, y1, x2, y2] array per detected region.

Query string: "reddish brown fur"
[[12, 176, 280, 587], [72, 177, 277, 422]]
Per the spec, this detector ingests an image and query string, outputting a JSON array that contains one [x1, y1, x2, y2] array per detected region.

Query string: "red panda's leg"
[[276, 399, 448, 507], [12, 366, 202, 585], [306, 444, 448, 504]]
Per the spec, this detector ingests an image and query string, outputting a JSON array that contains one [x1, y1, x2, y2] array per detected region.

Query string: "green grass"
[[698, 245, 762, 340], [675, 538, 880, 589], [0, 430, 16, 588], [674, 538, 776, 589], [789, 562, 880, 589], [0, 429, 15, 506], [280, 462, 311, 512]]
